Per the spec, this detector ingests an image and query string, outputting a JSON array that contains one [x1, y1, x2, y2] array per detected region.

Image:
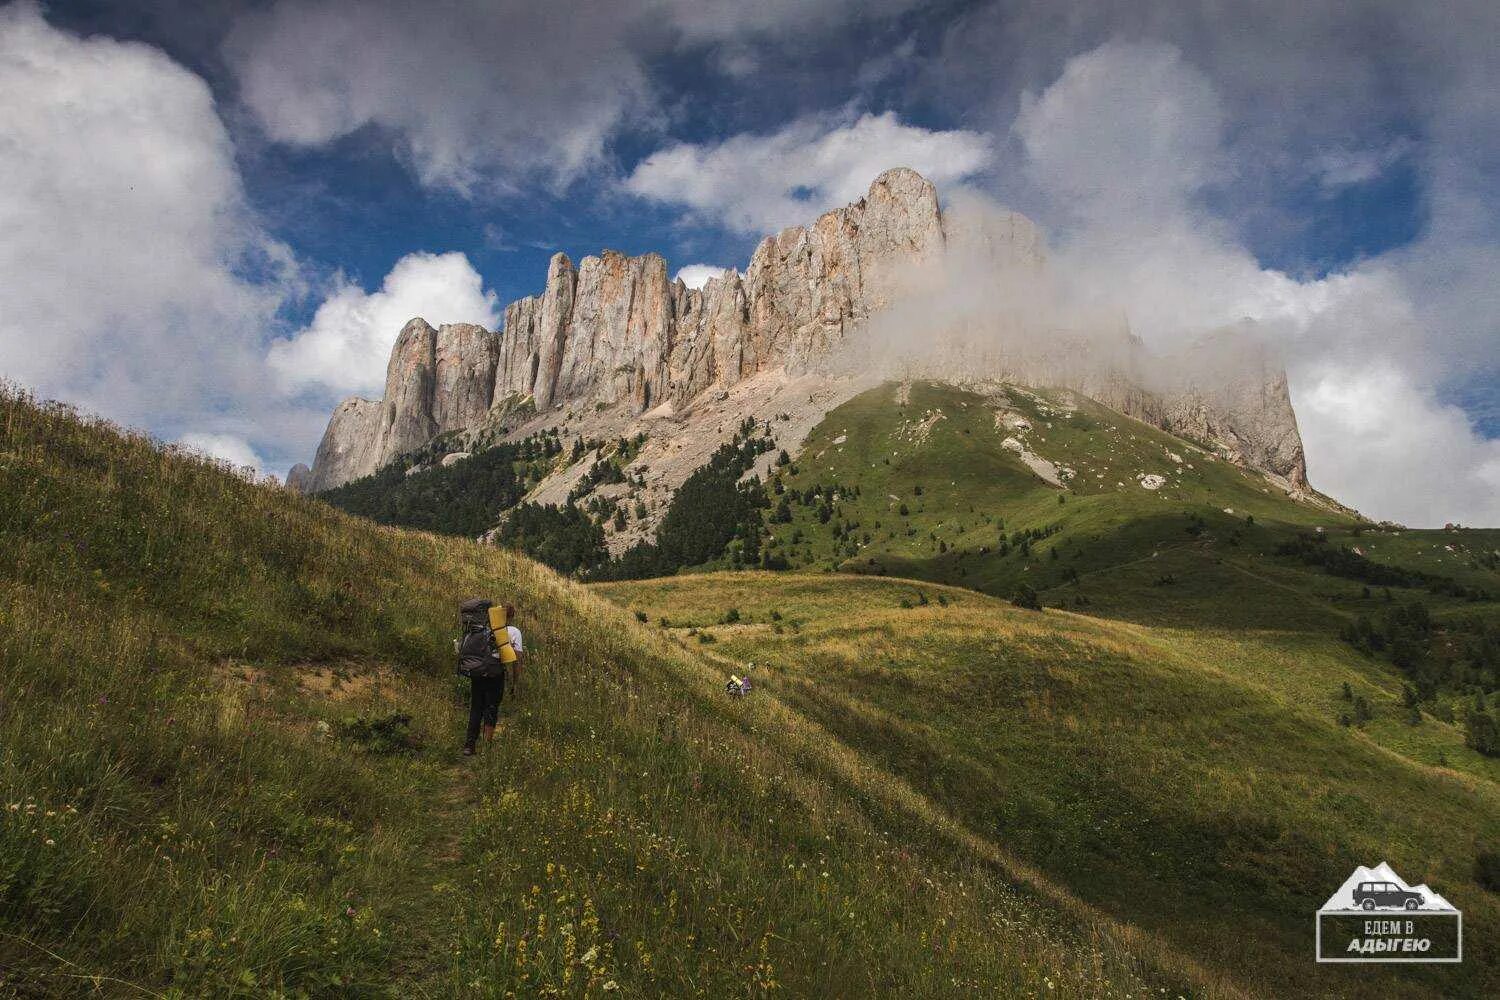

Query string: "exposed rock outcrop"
[[304, 397, 383, 492], [298, 319, 503, 492], [434, 322, 500, 434], [295, 167, 1308, 493], [285, 463, 313, 493]]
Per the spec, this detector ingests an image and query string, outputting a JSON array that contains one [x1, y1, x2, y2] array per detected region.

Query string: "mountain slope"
[[1, 387, 1228, 996], [763, 381, 1494, 616], [298, 169, 1306, 499], [597, 572, 1500, 999]]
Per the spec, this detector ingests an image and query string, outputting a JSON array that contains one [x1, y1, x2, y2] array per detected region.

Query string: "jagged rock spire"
[[294, 168, 1307, 493]]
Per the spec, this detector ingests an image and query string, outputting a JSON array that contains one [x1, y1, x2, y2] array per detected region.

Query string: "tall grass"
[[601, 571, 1500, 999], [0, 387, 1195, 996]]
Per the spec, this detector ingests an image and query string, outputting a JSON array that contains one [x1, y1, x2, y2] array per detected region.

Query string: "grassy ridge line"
[[1118, 618, 1500, 785], [669, 603, 1253, 999], [762, 381, 1350, 587]]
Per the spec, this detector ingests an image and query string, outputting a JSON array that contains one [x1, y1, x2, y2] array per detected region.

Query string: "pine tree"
[[1465, 707, 1499, 756], [1011, 583, 1042, 611]]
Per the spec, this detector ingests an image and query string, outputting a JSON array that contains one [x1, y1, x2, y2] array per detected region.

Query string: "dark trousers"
[[465, 673, 505, 747]]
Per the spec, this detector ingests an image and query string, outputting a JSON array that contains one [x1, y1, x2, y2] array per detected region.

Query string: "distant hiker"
[[725, 661, 756, 697], [457, 598, 508, 756]]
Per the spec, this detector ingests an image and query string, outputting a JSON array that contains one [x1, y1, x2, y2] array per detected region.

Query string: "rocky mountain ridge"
[[296, 168, 1307, 496]]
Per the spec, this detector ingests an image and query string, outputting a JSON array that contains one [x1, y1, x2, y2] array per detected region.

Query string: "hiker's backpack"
[[456, 598, 504, 678]]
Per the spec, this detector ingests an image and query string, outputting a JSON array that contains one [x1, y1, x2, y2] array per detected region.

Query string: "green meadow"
[[597, 572, 1500, 999], [4, 379, 1497, 997], [3, 387, 1203, 997]]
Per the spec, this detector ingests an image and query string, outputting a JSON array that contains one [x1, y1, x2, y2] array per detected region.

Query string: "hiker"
[[457, 598, 507, 756]]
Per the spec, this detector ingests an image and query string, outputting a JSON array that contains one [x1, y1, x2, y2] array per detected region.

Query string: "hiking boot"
[[462, 744, 476, 756], [481, 723, 495, 743]]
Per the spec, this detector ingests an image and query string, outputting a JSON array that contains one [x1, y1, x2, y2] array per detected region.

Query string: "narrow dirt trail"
[[377, 754, 479, 997]]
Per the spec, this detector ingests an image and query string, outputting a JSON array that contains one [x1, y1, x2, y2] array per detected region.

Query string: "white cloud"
[[226, 0, 654, 194], [1013, 42, 1315, 343], [225, 0, 929, 195], [268, 251, 500, 396], [662, 0, 924, 44], [1016, 40, 1225, 220], [674, 264, 735, 290], [0, 1, 297, 444], [1309, 139, 1411, 190], [177, 432, 266, 476], [1013, 39, 1500, 525], [1298, 363, 1500, 526], [626, 111, 992, 233]]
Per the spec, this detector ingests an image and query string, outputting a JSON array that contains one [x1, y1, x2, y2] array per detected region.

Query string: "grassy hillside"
[[598, 572, 1500, 999], [2, 387, 1221, 997], [731, 377, 1500, 853], [760, 381, 1499, 717]]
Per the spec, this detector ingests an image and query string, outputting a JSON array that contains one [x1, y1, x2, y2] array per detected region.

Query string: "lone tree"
[[1353, 695, 1374, 726], [1466, 706, 1499, 757], [1011, 583, 1042, 611]]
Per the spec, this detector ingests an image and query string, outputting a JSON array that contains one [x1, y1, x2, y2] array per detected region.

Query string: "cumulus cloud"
[[1010, 43, 1330, 344], [177, 432, 266, 476], [226, 0, 654, 194], [1299, 364, 1500, 526], [0, 1, 295, 442], [1016, 40, 1225, 220], [662, 0, 924, 44], [674, 264, 735, 290], [268, 252, 500, 396], [225, 0, 933, 195], [0, 4, 498, 477], [1009, 38, 1500, 525], [626, 111, 992, 233]]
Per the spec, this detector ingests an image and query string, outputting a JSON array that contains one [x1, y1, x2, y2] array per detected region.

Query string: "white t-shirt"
[[505, 625, 524, 654]]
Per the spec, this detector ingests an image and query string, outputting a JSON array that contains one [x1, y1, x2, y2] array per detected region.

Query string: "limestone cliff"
[[295, 168, 1308, 493], [301, 318, 501, 492]]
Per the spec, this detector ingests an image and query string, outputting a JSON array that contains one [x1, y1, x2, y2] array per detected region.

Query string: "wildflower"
[[44, 838, 55, 846], [602, 983, 619, 992]]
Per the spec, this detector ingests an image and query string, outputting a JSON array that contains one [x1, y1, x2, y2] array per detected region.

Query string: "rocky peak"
[[433, 322, 499, 433], [303, 396, 383, 492], [377, 317, 440, 463], [285, 463, 313, 493], [296, 168, 1308, 494]]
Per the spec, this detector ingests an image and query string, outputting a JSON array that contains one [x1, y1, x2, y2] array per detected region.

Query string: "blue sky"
[[3, 0, 1498, 524]]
